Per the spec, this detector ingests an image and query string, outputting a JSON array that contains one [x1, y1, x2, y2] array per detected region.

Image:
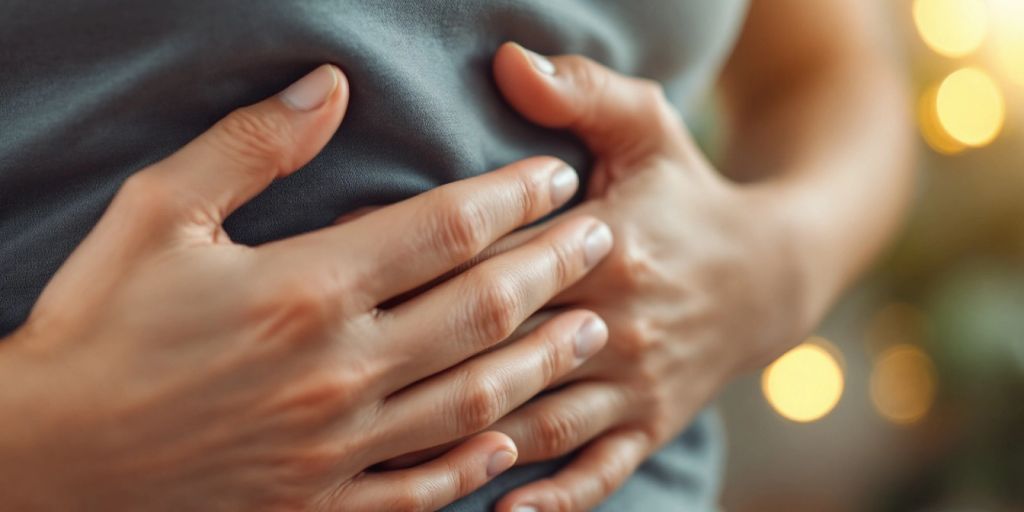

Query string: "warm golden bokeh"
[[918, 84, 967, 155], [870, 345, 938, 425], [725, 2, 1024, 510], [865, 302, 929, 353], [762, 339, 845, 423], [935, 67, 1005, 147], [991, 0, 1024, 84], [913, 0, 989, 58]]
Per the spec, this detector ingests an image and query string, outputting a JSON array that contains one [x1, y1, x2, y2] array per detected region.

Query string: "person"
[[0, 0, 913, 510]]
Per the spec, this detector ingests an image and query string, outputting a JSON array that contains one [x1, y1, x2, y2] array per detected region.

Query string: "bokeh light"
[[935, 67, 1005, 147], [870, 345, 938, 426], [913, 0, 989, 58], [991, 0, 1024, 85], [762, 339, 845, 423], [865, 302, 928, 353], [918, 84, 967, 155]]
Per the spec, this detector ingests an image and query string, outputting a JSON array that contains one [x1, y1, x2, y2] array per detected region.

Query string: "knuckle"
[[281, 373, 367, 428], [569, 59, 612, 129], [214, 106, 296, 174], [536, 331, 566, 384], [610, 242, 655, 293], [532, 411, 581, 457], [278, 444, 345, 482], [467, 275, 521, 342], [453, 373, 505, 434], [116, 172, 179, 224], [431, 196, 490, 262], [616, 319, 656, 360], [550, 488, 577, 512], [637, 79, 669, 106], [451, 465, 478, 500], [565, 56, 606, 91], [510, 167, 545, 224], [544, 235, 579, 290], [595, 464, 622, 499], [645, 404, 675, 440], [636, 78, 683, 133], [386, 486, 433, 512], [250, 277, 335, 343]]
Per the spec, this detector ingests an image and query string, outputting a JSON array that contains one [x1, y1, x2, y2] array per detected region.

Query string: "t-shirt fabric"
[[0, 1, 749, 509]]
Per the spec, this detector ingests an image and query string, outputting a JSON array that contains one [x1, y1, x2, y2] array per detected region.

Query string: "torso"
[[0, 1, 748, 508]]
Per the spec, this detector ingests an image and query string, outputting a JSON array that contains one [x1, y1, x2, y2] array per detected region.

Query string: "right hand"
[[0, 64, 613, 512]]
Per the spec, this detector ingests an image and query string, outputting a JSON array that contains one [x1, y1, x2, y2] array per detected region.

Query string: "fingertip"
[[493, 43, 573, 128], [549, 160, 580, 206], [329, 64, 351, 110], [583, 220, 614, 268], [495, 41, 523, 67], [509, 42, 557, 76], [574, 313, 608, 361], [502, 155, 578, 211], [269, 63, 351, 174], [279, 64, 339, 112], [480, 431, 518, 478], [510, 504, 541, 512], [476, 430, 518, 453], [487, 448, 518, 479], [496, 485, 546, 512]]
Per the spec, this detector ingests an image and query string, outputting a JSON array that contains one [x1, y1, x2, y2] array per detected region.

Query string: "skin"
[[0, 0, 913, 510], [392, 1, 914, 510], [0, 65, 618, 511], [483, 0, 915, 509]]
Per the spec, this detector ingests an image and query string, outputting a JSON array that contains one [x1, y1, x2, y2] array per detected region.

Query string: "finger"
[[372, 308, 563, 472], [376, 311, 609, 460], [261, 156, 580, 307], [379, 215, 612, 385], [122, 64, 349, 229], [324, 431, 517, 512], [473, 241, 612, 310], [457, 198, 615, 308], [492, 382, 629, 465], [496, 429, 651, 512], [493, 42, 687, 160]]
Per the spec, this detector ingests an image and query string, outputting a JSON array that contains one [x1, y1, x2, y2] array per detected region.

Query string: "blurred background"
[[718, 1, 1024, 511]]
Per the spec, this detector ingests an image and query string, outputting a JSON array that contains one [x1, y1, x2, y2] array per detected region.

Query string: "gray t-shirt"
[[0, 1, 748, 509]]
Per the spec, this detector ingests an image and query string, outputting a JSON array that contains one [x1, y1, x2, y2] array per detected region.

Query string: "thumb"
[[126, 64, 350, 229], [493, 42, 684, 160]]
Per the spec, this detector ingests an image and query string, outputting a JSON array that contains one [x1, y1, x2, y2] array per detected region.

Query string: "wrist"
[[743, 180, 841, 340], [0, 333, 77, 511]]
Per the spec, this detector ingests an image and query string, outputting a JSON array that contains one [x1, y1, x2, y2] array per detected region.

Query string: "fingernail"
[[280, 64, 339, 111], [487, 449, 518, 478], [517, 44, 557, 76], [574, 316, 608, 360], [513, 505, 540, 512], [583, 223, 613, 267], [550, 164, 579, 206]]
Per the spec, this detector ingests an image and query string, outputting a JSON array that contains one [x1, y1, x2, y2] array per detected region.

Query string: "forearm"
[[720, 0, 915, 328], [729, 58, 914, 326]]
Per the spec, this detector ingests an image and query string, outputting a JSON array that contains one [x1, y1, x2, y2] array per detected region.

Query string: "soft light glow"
[[992, 0, 1024, 84], [918, 84, 967, 155], [936, 68, 1005, 147], [913, 0, 989, 58], [866, 302, 928, 352], [762, 339, 844, 423], [870, 345, 938, 425]]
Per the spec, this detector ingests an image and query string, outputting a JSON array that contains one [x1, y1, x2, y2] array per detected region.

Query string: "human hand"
[[0, 64, 615, 512], [483, 44, 813, 511]]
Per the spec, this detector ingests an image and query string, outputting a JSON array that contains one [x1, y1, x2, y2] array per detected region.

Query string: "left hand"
[[483, 43, 815, 512]]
